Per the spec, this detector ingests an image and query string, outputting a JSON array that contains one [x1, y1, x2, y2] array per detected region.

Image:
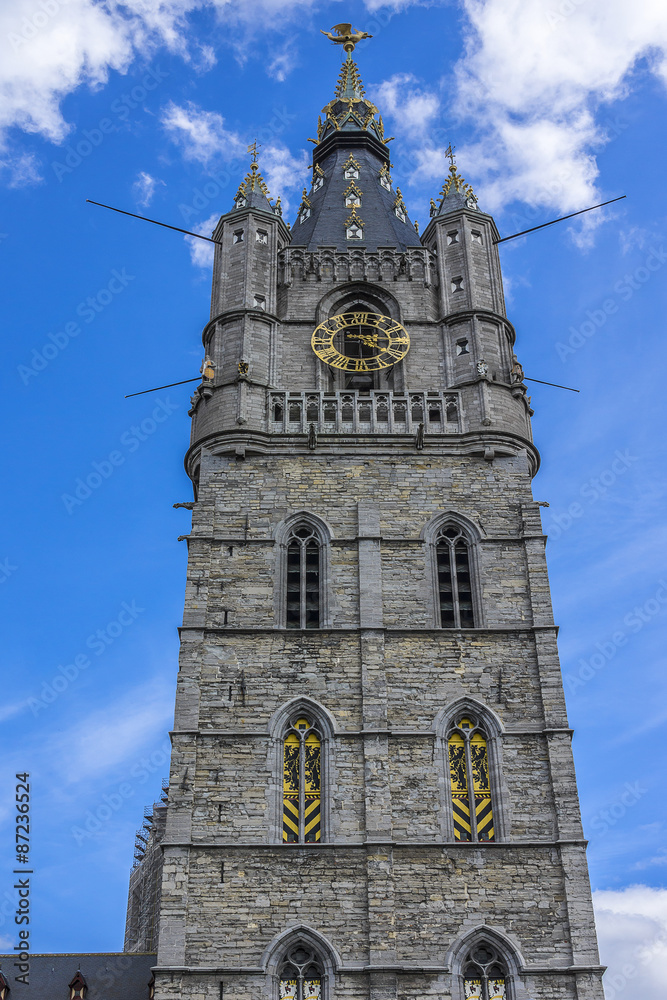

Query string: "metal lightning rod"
[[125, 377, 201, 399], [523, 377, 579, 392], [86, 200, 222, 244], [494, 195, 626, 244]]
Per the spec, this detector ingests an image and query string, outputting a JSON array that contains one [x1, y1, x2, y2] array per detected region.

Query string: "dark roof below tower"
[[0, 953, 156, 999]]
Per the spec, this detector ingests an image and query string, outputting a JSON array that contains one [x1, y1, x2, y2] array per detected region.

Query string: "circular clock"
[[311, 311, 410, 372]]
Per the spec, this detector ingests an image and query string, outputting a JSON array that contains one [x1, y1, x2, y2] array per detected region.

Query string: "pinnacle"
[[335, 54, 366, 100]]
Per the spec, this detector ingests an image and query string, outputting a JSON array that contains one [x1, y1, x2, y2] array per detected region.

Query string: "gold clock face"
[[311, 311, 410, 372]]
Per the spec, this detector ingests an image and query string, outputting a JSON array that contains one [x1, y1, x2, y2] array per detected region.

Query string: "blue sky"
[[1, 0, 667, 993]]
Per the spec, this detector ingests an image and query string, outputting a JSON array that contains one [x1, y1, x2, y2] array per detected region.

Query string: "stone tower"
[[133, 34, 606, 1000]]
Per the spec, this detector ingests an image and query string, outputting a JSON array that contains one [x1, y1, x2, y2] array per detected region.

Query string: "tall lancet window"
[[462, 943, 507, 998], [436, 524, 474, 627], [448, 716, 495, 842], [286, 524, 321, 629], [283, 718, 321, 843], [279, 946, 324, 1000]]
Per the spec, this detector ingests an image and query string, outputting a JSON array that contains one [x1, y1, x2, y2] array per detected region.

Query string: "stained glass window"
[[448, 716, 495, 843], [463, 944, 507, 999], [279, 947, 323, 1000], [436, 525, 475, 628], [283, 718, 322, 843], [286, 525, 321, 629]]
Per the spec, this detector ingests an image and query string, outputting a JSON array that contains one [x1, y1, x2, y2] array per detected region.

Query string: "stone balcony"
[[268, 390, 461, 435]]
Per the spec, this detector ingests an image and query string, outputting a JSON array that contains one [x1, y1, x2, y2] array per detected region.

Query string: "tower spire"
[[316, 25, 390, 148], [430, 148, 479, 216]]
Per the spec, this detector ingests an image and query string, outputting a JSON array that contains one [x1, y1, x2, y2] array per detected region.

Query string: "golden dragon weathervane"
[[320, 22, 373, 53]]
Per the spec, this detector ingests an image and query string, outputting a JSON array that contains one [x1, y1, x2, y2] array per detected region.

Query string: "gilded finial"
[[414, 220, 419, 234], [320, 22, 373, 53], [247, 141, 261, 164], [445, 142, 456, 168]]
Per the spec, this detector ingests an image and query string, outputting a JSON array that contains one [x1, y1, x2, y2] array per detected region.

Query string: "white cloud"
[[0, 0, 135, 145], [132, 169, 164, 206], [161, 100, 246, 165], [370, 73, 440, 139], [594, 885, 667, 998], [185, 210, 219, 268], [0, 149, 42, 187], [260, 145, 309, 213], [53, 681, 173, 783], [452, 0, 667, 215], [0, 0, 328, 158]]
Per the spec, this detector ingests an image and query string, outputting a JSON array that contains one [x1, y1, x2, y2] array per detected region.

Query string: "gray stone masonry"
[[144, 105, 605, 1000]]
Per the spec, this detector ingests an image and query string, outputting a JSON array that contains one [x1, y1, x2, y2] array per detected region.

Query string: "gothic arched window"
[[283, 717, 321, 843], [279, 945, 324, 1000], [461, 942, 508, 998], [286, 524, 321, 629], [448, 715, 495, 842], [435, 524, 475, 627]]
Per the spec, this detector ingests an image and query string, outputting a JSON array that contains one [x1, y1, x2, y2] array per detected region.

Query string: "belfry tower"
[[130, 28, 606, 1000]]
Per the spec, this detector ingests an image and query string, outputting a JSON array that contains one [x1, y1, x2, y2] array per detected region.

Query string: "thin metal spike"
[[494, 196, 626, 245], [524, 376, 579, 392], [86, 199, 222, 245], [125, 377, 201, 399]]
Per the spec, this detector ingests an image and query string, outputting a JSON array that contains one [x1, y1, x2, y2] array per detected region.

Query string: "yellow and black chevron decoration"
[[283, 732, 300, 843], [448, 719, 494, 842], [448, 731, 472, 842], [471, 731, 494, 842], [283, 720, 321, 842], [304, 730, 321, 842]]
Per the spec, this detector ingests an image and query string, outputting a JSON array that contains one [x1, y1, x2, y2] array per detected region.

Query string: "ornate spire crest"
[[432, 144, 479, 215], [233, 160, 273, 212], [317, 26, 390, 148]]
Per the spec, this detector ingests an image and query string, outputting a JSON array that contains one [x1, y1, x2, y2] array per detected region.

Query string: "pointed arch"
[[262, 926, 339, 1000], [435, 698, 507, 843], [262, 924, 341, 976], [447, 925, 525, 1000], [314, 282, 401, 327], [269, 697, 337, 740], [313, 284, 405, 391], [274, 512, 333, 629], [434, 697, 504, 739], [267, 698, 336, 844], [422, 511, 484, 628]]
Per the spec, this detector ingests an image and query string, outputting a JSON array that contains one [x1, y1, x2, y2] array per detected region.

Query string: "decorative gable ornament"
[[379, 162, 392, 191], [393, 188, 408, 224], [298, 188, 312, 223], [344, 206, 365, 239], [342, 153, 361, 179], [312, 164, 325, 191], [69, 971, 87, 999], [343, 180, 362, 207]]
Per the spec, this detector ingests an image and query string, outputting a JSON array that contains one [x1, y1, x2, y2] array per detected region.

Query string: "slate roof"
[[292, 142, 423, 252], [0, 953, 155, 999]]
